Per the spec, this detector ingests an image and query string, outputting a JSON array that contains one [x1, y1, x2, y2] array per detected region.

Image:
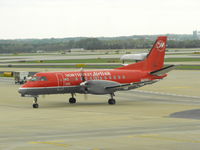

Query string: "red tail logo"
[[155, 40, 165, 51]]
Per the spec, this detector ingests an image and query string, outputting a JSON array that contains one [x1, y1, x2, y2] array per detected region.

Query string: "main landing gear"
[[108, 93, 116, 105], [30, 93, 115, 108], [33, 97, 39, 108], [69, 93, 76, 104], [68, 93, 116, 105]]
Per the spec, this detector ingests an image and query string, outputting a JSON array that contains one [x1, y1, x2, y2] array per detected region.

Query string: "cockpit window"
[[40, 76, 47, 81], [30, 76, 40, 81], [30, 76, 48, 81]]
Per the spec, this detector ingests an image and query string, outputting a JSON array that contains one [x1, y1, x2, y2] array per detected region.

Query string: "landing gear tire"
[[108, 99, 116, 105], [33, 97, 39, 108], [33, 103, 39, 108], [69, 98, 76, 104]]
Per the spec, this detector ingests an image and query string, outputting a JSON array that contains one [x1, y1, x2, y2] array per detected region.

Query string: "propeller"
[[80, 68, 88, 100], [80, 68, 86, 82], [84, 93, 88, 101], [42, 95, 46, 99]]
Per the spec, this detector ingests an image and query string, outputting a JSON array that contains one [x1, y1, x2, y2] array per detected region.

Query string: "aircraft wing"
[[105, 65, 175, 92], [105, 80, 158, 91]]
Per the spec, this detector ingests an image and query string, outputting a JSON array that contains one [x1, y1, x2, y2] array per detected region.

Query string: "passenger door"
[[56, 73, 64, 92], [56, 73, 64, 86]]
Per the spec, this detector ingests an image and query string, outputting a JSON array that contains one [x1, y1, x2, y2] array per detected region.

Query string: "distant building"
[[193, 30, 200, 39]]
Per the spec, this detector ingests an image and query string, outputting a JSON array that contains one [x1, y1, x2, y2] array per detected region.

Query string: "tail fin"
[[116, 36, 167, 71]]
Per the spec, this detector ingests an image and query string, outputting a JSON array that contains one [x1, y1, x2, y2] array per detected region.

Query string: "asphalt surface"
[[0, 70, 200, 150], [0, 62, 200, 70], [0, 55, 121, 63], [0, 53, 200, 63]]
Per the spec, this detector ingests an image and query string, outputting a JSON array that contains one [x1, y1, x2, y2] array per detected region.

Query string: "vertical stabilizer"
[[116, 36, 167, 71]]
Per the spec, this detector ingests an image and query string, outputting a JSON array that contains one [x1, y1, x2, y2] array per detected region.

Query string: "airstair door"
[[56, 73, 64, 86]]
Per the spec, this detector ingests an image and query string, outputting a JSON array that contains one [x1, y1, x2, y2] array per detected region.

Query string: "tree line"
[[0, 37, 200, 53]]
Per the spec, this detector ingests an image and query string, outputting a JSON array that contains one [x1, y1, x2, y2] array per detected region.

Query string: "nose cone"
[[18, 87, 27, 96]]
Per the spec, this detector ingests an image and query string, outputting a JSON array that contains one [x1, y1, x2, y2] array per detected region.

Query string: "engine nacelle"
[[80, 80, 120, 95]]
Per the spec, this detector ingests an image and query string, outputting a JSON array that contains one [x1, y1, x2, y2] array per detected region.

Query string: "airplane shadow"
[[41, 101, 128, 108], [169, 109, 200, 120]]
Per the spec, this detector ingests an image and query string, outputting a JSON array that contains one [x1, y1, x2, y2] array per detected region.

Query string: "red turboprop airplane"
[[19, 36, 175, 108]]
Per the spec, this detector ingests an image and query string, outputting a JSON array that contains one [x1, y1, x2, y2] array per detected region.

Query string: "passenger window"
[[118, 75, 121, 79], [122, 75, 126, 79], [64, 78, 69, 81], [109, 76, 112, 80], [113, 76, 116, 79], [104, 76, 107, 80]]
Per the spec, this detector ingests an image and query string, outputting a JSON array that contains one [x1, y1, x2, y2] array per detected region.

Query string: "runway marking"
[[127, 134, 200, 143], [30, 141, 70, 147]]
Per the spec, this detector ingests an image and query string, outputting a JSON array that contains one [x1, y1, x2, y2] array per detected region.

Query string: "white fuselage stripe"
[[19, 86, 78, 90]]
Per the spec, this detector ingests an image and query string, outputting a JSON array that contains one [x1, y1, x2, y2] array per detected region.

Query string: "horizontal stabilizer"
[[150, 65, 176, 76]]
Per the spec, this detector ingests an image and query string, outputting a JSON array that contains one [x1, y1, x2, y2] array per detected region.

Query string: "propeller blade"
[[80, 68, 86, 82], [84, 94, 88, 101], [80, 68, 90, 95]]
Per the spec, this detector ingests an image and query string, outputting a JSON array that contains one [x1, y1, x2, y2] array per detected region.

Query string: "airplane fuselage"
[[19, 69, 164, 96]]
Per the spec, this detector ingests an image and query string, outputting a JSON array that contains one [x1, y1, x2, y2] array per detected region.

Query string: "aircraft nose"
[[18, 88, 27, 96]]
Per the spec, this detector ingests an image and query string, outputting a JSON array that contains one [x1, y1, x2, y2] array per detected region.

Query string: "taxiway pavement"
[[0, 70, 200, 150], [1, 53, 200, 63]]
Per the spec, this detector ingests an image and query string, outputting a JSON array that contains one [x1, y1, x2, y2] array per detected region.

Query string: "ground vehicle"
[[14, 71, 29, 84]]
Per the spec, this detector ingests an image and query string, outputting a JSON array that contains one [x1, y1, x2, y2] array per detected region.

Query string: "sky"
[[0, 0, 200, 39]]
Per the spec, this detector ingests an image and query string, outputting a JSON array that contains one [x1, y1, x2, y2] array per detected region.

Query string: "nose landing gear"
[[33, 97, 39, 108]]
